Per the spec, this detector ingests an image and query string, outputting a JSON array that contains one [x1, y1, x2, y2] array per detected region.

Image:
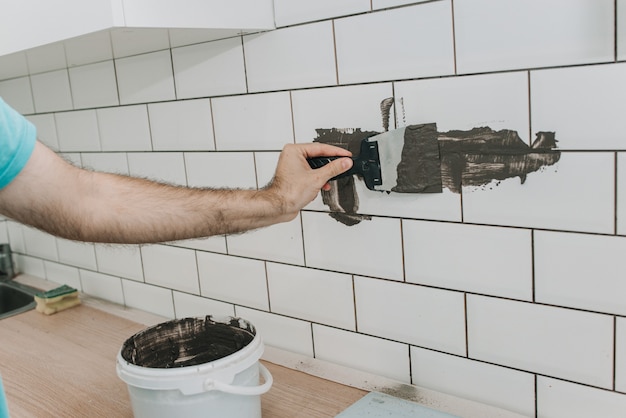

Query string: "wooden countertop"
[[0, 303, 366, 417]]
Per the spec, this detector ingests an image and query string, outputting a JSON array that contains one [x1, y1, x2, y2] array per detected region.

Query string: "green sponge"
[[34, 285, 80, 315]]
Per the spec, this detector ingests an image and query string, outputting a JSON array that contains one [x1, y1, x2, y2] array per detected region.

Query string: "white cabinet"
[[0, 0, 275, 57]]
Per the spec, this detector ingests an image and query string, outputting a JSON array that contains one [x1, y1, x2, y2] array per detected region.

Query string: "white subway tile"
[[404, 221, 532, 300], [80, 269, 124, 305], [172, 236, 227, 254], [0, 223, 7, 242], [355, 277, 466, 355], [30, 69, 73, 112], [302, 211, 403, 280], [537, 377, 626, 418], [26, 43, 67, 74], [15, 255, 45, 277], [619, 0, 626, 60], [618, 153, 626, 235], [184, 152, 257, 189], [267, 263, 354, 330], [95, 244, 144, 282], [69, 61, 119, 109], [25, 114, 58, 150], [455, 0, 614, 74], [116, 50, 175, 105], [236, 307, 314, 357], [244, 22, 336, 92], [617, 318, 626, 393], [292, 83, 394, 142], [173, 291, 235, 319], [0, 77, 34, 114], [127, 152, 187, 186], [314, 325, 410, 382], [467, 295, 614, 388], [254, 152, 280, 188], [22, 228, 58, 261], [56, 239, 97, 270], [395, 71, 530, 142], [463, 152, 614, 234], [372, 0, 430, 9], [411, 347, 535, 417], [80, 153, 129, 175], [0, 52, 28, 80], [148, 99, 214, 151], [212, 92, 293, 151], [227, 216, 304, 265], [335, 3, 454, 84], [60, 153, 82, 167], [54, 110, 101, 152], [111, 28, 170, 59], [274, 0, 370, 27], [7, 222, 25, 253], [43, 261, 82, 290], [532, 63, 626, 150], [141, 245, 199, 294], [197, 252, 268, 310], [64, 31, 113, 66], [172, 38, 247, 99], [97, 105, 152, 151], [535, 232, 626, 315], [122, 280, 174, 318], [168, 29, 227, 49]]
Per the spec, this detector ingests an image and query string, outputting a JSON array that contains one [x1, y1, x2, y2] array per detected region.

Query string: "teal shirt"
[[0, 97, 36, 190]]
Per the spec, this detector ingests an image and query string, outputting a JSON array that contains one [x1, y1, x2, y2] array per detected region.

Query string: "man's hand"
[[263, 143, 353, 220]]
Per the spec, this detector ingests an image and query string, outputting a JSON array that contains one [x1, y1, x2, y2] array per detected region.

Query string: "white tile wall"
[[148, 99, 214, 151], [404, 220, 532, 300], [454, 0, 614, 74], [141, 244, 199, 294], [172, 37, 247, 99], [10, 1, 626, 413], [26, 114, 58, 149], [394, 71, 530, 142], [122, 280, 175, 318], [30, 69, 73, 112], [411, 347, 535, 417], [355, 276, 466, 355], [197, 252, 268, 310], [236, 307, 314, 357], [173, 291, 235, 319], [116, 50, 176, 105], [467, 295, 614, 388], [69, 61, 119, 109], [54, 110, 101, 152], [535, 232, 626, 315], [313, 325, 410, 382], [537, 377, 626, 418], [531, 63, 626, 150], [212, 92, 293, 151], [335, 2, 455, 84], [267, 262, 354, 330], [97, 105, 152, 151], [617, 318, 626, 393], [244, 22, 336, 92], [463, 152, 615, 234], [0, 77, 34, 114], [302, 211, 403, 280], [273, 0, 369, 27], [26, 43, 67, 75]]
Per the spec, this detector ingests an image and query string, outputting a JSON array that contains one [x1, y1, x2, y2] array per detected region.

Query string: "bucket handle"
[[203, 363, 273, 396]]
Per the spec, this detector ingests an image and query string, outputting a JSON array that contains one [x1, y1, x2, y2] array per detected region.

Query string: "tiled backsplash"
[[2, 0, 626, 416]]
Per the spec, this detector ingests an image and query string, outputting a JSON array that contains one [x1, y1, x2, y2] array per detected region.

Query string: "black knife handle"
[[306, 139, 382, 190]]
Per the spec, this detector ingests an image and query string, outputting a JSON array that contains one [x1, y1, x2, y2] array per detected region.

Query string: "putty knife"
[[308, 124, 443, 193]]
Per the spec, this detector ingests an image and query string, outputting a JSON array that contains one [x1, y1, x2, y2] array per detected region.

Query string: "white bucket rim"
[[116, 316, 269, 396]]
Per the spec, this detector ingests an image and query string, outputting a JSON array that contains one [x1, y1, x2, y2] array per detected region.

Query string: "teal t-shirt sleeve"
[[0, 97, 37, 190]]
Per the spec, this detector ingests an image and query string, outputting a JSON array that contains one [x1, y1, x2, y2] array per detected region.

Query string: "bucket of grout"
[[116, 315, 272, 418]]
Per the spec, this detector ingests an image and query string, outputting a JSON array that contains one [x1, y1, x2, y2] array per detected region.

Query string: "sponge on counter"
[[34, 285, 81, 315]]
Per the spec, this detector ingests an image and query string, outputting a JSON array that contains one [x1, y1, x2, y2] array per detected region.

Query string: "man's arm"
[[0, 141, 352, 244]]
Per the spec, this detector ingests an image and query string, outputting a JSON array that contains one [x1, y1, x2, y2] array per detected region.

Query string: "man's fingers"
[[297, 142, 352, 159], [318, 157, 353, 183]]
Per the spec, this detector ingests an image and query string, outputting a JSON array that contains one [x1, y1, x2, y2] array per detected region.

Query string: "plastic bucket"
[[116, 315, 272, 418]]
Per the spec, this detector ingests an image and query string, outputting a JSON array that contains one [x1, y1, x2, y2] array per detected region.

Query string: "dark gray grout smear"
[[314, 125, 560, 226]]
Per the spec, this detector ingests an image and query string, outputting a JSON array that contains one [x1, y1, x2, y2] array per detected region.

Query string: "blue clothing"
[[0, 375, 9, 418], [0, 97, 36, 190]]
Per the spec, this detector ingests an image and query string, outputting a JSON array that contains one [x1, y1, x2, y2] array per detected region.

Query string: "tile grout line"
[[613, 315, 617, 391], [450, 0, 458, 75], [615, 152, 619, 236], [531, 229, 536, 303], [240, 35, 249, 94], [332, 19, 340, 85]]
